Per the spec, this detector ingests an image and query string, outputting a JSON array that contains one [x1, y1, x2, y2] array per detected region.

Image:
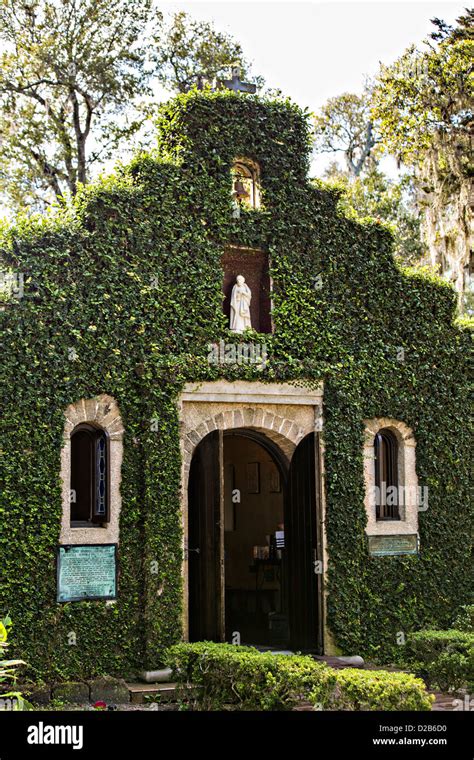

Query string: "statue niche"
[[222, 247, 272, 334]]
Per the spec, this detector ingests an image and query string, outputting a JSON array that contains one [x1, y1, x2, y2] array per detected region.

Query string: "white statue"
[[230, 275, 252, 332]]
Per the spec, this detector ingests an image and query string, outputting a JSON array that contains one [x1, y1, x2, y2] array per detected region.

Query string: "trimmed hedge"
[[315, 668, 433, 711], [166, 642, 433, 711], [165, 641, 336, 710], [405, 629, 474, 692]]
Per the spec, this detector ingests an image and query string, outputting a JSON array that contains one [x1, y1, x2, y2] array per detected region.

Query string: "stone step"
[[127, 682, 180, 705], [312, 655, 365, 669]]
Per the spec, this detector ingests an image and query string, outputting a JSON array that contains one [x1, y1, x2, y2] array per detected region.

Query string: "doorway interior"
[[224, 431, 287, 646], [187, 427, 322, 652]]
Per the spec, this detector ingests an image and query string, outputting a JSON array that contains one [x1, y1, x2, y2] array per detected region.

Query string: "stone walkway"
[[35, 693, 459, 712], [430, 692, 462, 711]]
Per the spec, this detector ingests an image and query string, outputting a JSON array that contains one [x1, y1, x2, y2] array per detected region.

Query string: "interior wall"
[[224, 434, 284, 591]]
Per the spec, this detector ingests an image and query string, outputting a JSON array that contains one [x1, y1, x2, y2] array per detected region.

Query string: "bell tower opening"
[[231, 157, 261, 209]]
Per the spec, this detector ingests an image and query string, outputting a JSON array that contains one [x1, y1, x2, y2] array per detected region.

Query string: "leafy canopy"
[[322, 164, 423, 264], [154, 11, 260, 93], [313, 91, 380, 178], [371, 10, 473, 169], [0, 2, 257, 211]]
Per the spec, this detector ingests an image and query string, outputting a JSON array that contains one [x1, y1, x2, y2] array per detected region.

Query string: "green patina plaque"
[[368, 534, 418, 557], [57, 544, 117, 602]]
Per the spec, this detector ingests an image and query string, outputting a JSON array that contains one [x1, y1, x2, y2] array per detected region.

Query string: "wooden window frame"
[[70, 423, 110, 527], [374, 429, 400, 521]]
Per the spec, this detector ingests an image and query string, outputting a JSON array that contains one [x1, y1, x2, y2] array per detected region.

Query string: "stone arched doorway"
[[179, 380, 325, 651], [187, 426, 323, 652]]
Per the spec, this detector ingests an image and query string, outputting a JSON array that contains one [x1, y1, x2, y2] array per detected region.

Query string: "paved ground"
[[36, 691, 460, 712], [35, 697, 459, 711], [37, 702, 179, 711]]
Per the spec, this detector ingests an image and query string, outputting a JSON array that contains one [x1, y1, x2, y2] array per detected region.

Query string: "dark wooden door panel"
[[188, 430, 224, 641], [286, 432, 321, 651]]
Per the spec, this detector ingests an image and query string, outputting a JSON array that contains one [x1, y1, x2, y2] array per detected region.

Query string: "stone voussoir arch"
[[183, 406, 309, 475], [62, 393, 124, 441]]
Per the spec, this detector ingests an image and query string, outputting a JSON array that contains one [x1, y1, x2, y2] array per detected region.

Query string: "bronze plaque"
[[57, 544, 117, 602], [368, 534, 418, 557]]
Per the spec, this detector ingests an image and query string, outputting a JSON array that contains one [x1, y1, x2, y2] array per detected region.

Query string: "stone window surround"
[[363, 417, 419, 537], [59, 394, 124, 546]]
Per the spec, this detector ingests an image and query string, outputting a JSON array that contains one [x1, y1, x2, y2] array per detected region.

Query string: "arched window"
[[231, 158, 261, 209], [70, 424, 109, 526], [374, 429, 399, 520]]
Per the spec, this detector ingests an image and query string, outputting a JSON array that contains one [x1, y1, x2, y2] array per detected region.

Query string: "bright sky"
[[0, 0, 468, 216], [162, 0, 468, 175], [163, 0, 467, 110]]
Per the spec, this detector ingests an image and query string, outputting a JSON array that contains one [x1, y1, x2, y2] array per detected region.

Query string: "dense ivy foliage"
[[1, 89, 471, 680]]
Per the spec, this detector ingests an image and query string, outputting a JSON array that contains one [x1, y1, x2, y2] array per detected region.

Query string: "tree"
[[313, 91, 380, 178], [0, 0, 161, 211], [371, 11, 473, 310], [0, 3, 257, 212], [323, 162, 424, 264], [313, 91, 423, 265], [154, 11, 260, 93]]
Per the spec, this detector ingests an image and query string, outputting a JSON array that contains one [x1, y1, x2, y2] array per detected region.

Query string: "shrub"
[[452, 605, 474, 633], [312, 668, 433, 711], [0, 615, 28, 710], [166, 641, 336, 710], [405, 629, 474, 692], [166, 642, 432, 711]]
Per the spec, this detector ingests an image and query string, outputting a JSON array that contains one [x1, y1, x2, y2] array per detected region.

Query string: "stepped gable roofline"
[[155, 88, 312, 179]]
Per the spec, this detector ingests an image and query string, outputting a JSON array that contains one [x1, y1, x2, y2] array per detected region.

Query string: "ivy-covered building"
[[1, 89, 471, 681]]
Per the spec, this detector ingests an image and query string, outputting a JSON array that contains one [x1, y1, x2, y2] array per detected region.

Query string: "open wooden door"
[[188, 430, 225, 641], [286, 432, 322, 652]]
